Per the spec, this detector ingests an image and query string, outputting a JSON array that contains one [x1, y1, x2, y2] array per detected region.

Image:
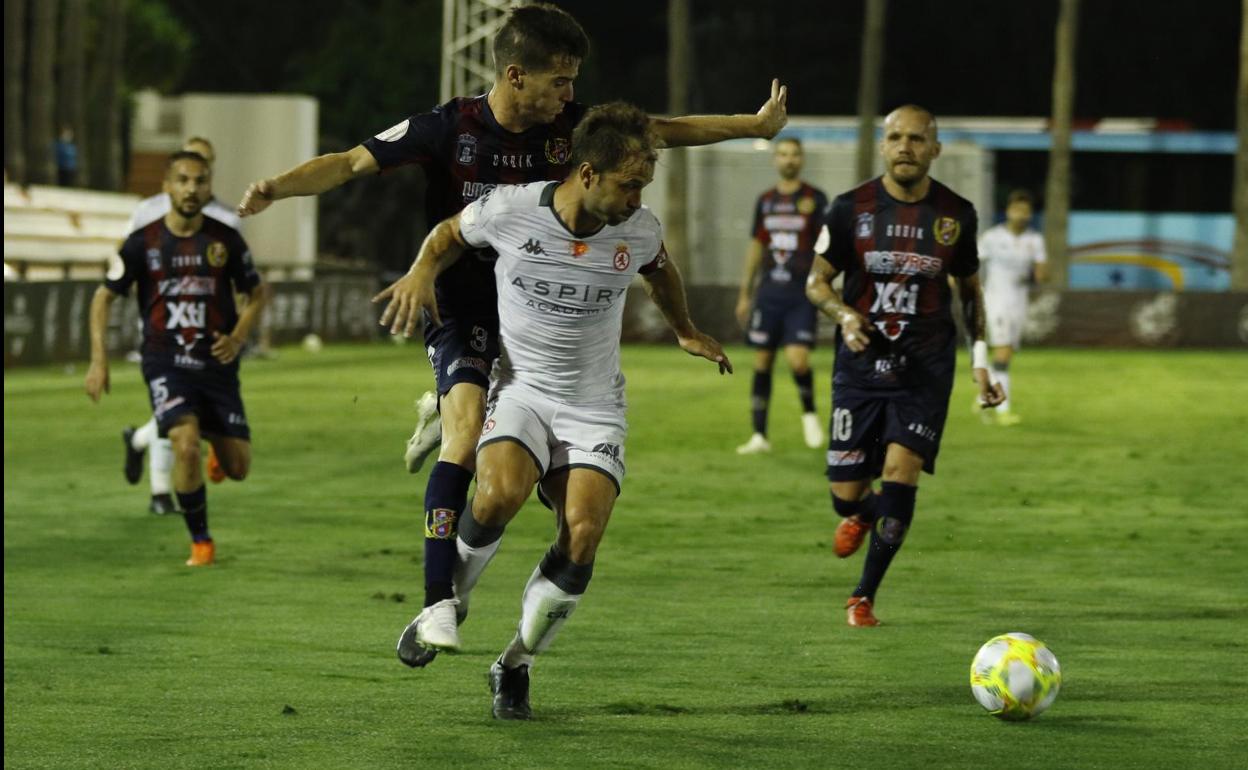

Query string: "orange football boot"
[[845, 596, 879, 627], [206, 446, 226, 483], [834, 516, 872, 558], [186, 539, 215, 567]]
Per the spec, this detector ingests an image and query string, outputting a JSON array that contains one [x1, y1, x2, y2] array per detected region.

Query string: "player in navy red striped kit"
[[235, 3, 788, 664], [86, 151, 270, 567], [735, 137, 828, 454], [806, 105, 1004, 626]]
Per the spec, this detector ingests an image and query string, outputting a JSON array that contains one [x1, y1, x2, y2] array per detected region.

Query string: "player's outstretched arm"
[[84, 286, 118, 402], [641, 258, 732, 375], [649, 78, 788, 148], [237, 145, 379, 217], [806, 255, 872, 353], [735, 238, 764, 329], [955, 272, 1006, 408], [373, 215, 468, 337]]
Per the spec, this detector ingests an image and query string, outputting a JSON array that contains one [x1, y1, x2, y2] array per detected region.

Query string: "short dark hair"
[[1006, 189, 1035, 207], [493, 3, 590, 73], [166, 150, 209, 172], [775, 136, 803, 152], [570, 102, 657, 175]]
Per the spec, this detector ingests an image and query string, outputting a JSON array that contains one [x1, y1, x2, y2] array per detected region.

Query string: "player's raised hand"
[[836, 308, 873, 353], [211, 332, 243, 364], [237, 179, 277, 217], [373, 270, 439, 337], [755, 78, 789, 139], [974, 368, 1006, 408], [84, 361, 110, 402], [677, 330, 733, 375]]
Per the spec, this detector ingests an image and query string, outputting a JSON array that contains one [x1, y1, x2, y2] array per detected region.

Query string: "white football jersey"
[[978, 224, 1045, 300], [459, 181, 667, 405], [125, 193, 242, 234]]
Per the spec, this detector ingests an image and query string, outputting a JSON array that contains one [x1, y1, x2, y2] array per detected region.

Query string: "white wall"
[[181, 94, 319, 272]]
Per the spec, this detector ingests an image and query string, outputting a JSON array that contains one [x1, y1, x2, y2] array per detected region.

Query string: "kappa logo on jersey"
[[521, 238, 546, 255], [147, 248, 162, 272], [870, 282, 919, 315], [167, 301, 206, 330], [456, 133, 478, 165], [544, 138, 571, 165], [935, 216, 962, 245], [856, 212, 874, 239], [375, 119, 410, 142], [206, 241, 227, 268], [797, 196, 817, 215], [613, 243, 631, 271]]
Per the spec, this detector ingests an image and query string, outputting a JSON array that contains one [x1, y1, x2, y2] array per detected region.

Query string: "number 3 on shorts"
[[470, 325, 489, 353]]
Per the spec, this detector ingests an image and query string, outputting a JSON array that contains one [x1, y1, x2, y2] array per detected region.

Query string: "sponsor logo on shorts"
[[206, 241, 228, 268], [935, 216, 961, 246], [228, 413, 247, 426], [827, 449, 866, 466], [907, 422, 937, 441], [748, 330, 770, 344], [153, 395, 187, 418], [447, 356, 488, 376], [425, 508, 457, 540], [591, 442, 621, 460]]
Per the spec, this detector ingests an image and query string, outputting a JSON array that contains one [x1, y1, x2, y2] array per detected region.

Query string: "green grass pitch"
[[5, 343, 1247, 769]]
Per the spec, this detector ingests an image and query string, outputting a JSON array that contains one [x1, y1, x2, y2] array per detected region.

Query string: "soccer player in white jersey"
[[977, 189, 1047, 425], [119, 137, 243, 514], [375, 102, 731, 719]]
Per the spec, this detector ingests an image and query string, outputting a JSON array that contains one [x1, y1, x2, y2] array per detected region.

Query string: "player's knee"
[[171, 436, 201, 468], [881, 458, 922, 485], [223, 455, 249, 480], [472, 475, 529, 524], [564, 515, 607, 563]]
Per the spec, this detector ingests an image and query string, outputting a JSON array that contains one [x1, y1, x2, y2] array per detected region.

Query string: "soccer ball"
[[970, 632, 1061, 720]]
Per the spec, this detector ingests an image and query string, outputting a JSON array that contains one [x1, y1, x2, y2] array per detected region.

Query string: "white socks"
[[454, 535, 502, 602], [150, 438, 173, 495], [131, 418, 158, 450], [996, 371, 1012, 412], [500, 566, 583, 669]]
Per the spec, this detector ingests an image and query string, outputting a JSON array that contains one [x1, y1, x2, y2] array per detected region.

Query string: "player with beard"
[[86, 151, 270, 567]]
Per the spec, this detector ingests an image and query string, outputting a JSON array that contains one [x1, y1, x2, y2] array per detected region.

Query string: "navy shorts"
[[825, 382, 952, 481], [746, 296, 817, 350], [142, 362, 250, 441], [423, 310, 500, 395]]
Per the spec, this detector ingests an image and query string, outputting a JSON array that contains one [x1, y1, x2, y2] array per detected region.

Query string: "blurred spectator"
[[55, 126, 78, 187]]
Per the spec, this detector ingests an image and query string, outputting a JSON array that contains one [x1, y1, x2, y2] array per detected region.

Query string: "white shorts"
[[478, 382, 627, 493], [987, 308, 1026, 349]]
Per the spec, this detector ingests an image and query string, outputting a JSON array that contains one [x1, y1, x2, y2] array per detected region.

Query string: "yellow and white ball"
[[970, 632, 1061, 720]]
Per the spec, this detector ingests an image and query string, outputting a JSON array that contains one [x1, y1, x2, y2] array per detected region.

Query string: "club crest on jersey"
[[481, 418, 496, 436], [570, 241, 589, 258], [875, 319, 910, 340], [856, 213, 874, 239], [613, 243, 631, 271], [797, 196, 817, 215], [146, 248, 162, 272], [456, 133, 478, 166], [206, 241, 227, 268], [544, 138, 571, 165], [935, 216, 961, 245]]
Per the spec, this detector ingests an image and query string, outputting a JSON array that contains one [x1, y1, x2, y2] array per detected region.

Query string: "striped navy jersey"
[[362, 96, 589, 316], [105, 215, 260, 371], [750, 182, 828, 303], [819, 177, 979, 389]]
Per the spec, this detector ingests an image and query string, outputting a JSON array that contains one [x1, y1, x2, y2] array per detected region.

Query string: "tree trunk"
[[1043, 0, 1079, 289], [58, 0, 87, 187], [4, 0, 27, 184], [88, 0, 126, 190], [855, 0, 887, 184], [665, 0, 691, 280], [25, 0, 58, 184], [1232, 0, 1248, 290]]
